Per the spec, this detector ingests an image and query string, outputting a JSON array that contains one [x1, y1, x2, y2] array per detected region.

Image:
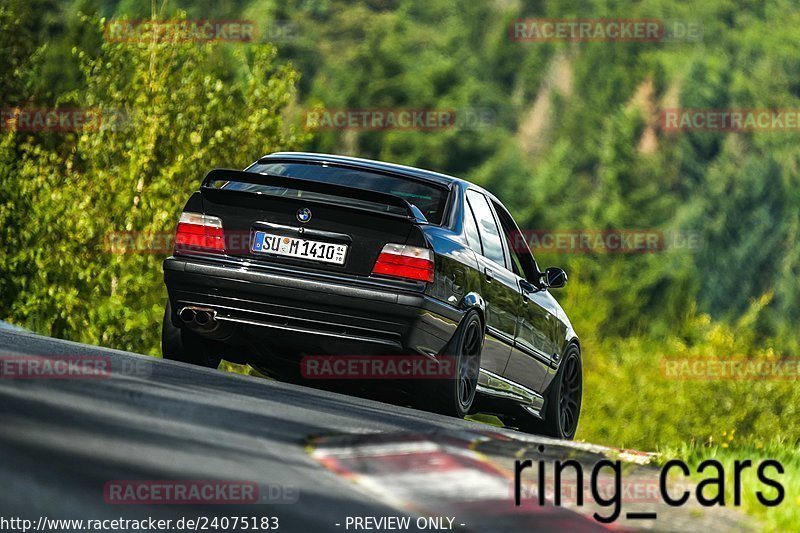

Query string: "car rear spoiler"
[[200, 168, 428, 223]]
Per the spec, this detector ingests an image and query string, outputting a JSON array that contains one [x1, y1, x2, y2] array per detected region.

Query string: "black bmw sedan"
[[162, 152, 582, 439]]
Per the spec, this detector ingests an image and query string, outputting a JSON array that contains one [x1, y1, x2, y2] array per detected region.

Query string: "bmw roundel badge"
[[296, 207, 312, 223]]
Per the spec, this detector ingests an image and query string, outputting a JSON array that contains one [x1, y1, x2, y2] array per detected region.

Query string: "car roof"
[[258, 152, 473, 189]]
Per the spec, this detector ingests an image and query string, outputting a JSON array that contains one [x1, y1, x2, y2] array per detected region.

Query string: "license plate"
[[251, 231, 348, 265]]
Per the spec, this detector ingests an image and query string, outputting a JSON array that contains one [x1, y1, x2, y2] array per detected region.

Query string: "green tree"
[[2, 15, 307, 354]]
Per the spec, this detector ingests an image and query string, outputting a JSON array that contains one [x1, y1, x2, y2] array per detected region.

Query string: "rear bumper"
[[163, 256, 461, 356]]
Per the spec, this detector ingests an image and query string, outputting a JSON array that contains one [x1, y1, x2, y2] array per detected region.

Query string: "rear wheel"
[[513, 344, 582, 439], [426, 311, 483, 418], [161, 300, 221, 369]]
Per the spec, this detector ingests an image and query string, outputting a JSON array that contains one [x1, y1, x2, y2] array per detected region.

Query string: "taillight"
[[371, 243, 434, 283], [174, 212, 225, 253]]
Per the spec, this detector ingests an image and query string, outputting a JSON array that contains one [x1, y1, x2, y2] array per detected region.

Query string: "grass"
[[218, 360, 267, 378]]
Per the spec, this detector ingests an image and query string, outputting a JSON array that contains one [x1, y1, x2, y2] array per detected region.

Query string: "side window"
[[492, 200, 539, 282], [508, 244, 525, 276], [466, 190, 506, 267], [463, 197, 482, 255]]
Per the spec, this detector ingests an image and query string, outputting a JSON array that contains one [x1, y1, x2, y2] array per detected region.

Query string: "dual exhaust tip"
[[178, 306, 216, 328]]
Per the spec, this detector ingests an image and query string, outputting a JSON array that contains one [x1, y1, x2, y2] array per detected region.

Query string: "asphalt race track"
[[0, 328, 752, 532]]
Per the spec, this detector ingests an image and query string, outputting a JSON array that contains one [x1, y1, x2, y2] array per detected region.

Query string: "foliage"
[[0, 10, 306, 354]]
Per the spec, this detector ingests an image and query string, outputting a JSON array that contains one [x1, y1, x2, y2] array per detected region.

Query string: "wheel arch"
[[438, 293, 485, 357], [460, 291, 486, 331], [566, 336, 581, 355]]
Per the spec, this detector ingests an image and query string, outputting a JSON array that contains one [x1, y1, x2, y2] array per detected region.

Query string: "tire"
[[426, 310, 483, 418], [514, 344, 582, 440], [161, 300, 221, 369]]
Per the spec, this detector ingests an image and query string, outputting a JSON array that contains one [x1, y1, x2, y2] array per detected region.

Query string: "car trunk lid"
[[198, 168, 436, 277]]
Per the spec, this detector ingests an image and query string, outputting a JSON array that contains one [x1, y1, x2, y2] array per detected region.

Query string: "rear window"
[[239, 162, 449, 224]]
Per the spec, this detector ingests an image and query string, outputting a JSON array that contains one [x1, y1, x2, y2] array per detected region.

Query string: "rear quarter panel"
[[424, 226, 481, 312]]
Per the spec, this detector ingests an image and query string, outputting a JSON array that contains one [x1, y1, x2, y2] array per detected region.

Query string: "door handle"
[[484, 267, 494, 282], [519, 279, 535, 295]]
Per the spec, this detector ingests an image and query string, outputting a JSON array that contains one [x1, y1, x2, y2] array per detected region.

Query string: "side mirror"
[[541, 267, 567, 289]]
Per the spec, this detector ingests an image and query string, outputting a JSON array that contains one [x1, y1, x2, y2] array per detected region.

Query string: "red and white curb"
[[308, 431, 612, 532]]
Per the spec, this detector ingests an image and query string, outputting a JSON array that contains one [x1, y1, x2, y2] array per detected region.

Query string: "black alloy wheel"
[[558, 349, 582, 438], [427, 310, 483, 418], [457, 316, 482, 412]]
